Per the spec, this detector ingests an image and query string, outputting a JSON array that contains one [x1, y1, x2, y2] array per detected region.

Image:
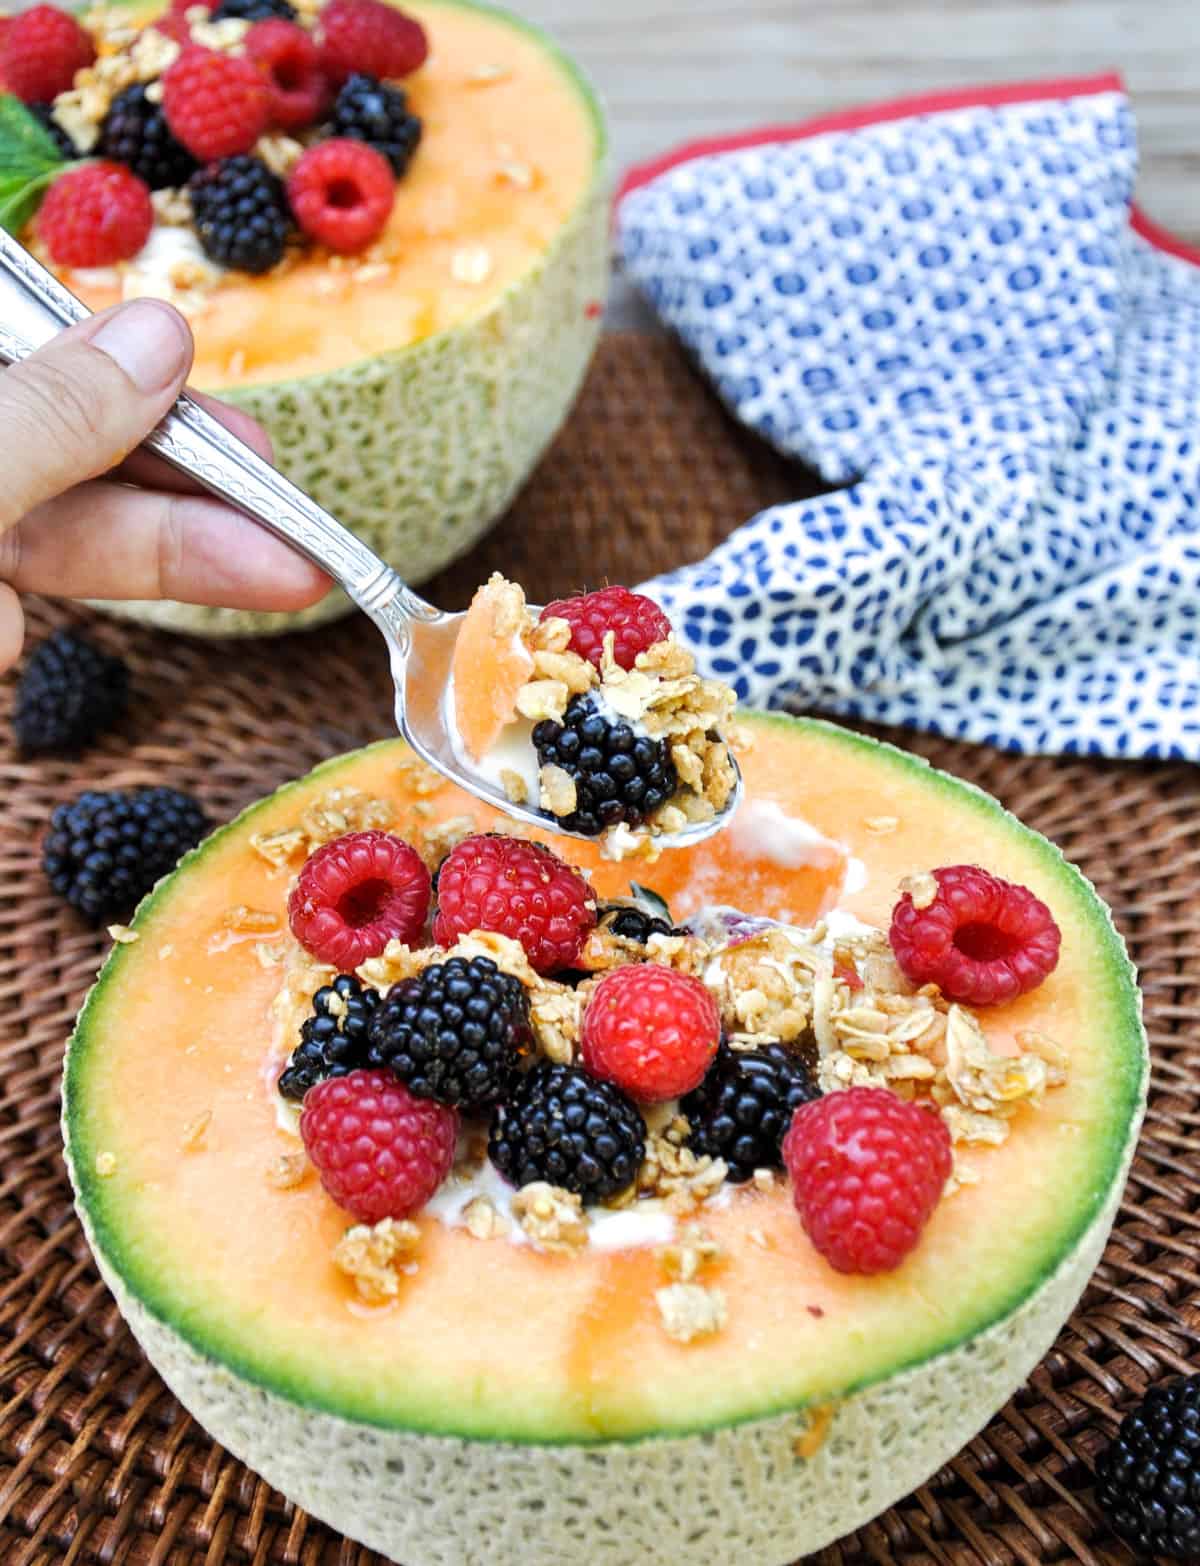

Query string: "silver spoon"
[[0, 227, 740, 846]]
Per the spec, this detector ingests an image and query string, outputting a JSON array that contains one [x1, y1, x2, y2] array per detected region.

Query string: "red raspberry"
[[162, 44, 271, 160], [433, 833, 596, 976], [287, 137, 394, 252], [783, 1087, 952, 1275], [245, 19, 328, 130], [889, 864, 1061, 1006], [288, 829, 431, 967], [37, 162, 153, 268], [301, 1068, 458, 1223], [1, 5, 95, 105], [151, 0, 206, 45], [581, 964, 719, 1103], [540, 586, 672, 672], [316, 0, 427, 87]]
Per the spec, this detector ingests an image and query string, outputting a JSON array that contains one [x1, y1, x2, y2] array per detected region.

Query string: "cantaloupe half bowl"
[[61, 715, 1146, 1566], [68, 0, 608, 636]]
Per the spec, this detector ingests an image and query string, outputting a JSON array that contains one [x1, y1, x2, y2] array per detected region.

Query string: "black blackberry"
[[29, 102, 78, 160], [13, 629, 129, 755], [367, 955, 530, 1109], [279, 974, 379, 1100], [97, 85, 197, 191], [533, 695, 678, 837], [188, 155, 291, 275], [682, 1040, 820, 1183], [598, 902, 679, 944], [489, 1062, 646, 1202], [1094, 1373, 1200, 1560], [43, 786, 210, 923], [211, 0, 297, 20], [329, 73, 422, 176]]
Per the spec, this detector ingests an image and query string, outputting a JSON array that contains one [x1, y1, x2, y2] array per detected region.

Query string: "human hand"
[[0, 298, 330, 672]]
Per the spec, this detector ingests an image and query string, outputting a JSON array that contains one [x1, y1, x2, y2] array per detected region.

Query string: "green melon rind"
[[63, 714, 1146, 1453], [92, 0, 609, 638]]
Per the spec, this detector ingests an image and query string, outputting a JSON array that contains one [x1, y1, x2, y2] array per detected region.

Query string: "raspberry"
[[889, 864, 1061, 1006], [288, 829, 431, 967], [783, 1087, 952, 1275], [245, 18, 327, 130], [1, 6, 95, 105], [287, 137, 393, 252], [433, 834, 596, 975], [151, 0, 204, 45], [581, 964, 719, 1103], [37, 162, 153, 268], [316, 0, 427, 88], [162, 44, 272, 161], [301, 1068, 457, 1223], [540, 586, 672, 672]]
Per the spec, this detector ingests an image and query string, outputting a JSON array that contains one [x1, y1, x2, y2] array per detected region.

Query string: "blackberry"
[[489, 1062, 645, 1202], [329, 73, 422, 176], [29, 102, 78, 160], [188, 155, 291, 274], [97, 84, 197, 191], [367, 954, 530, 1109], [13, 629, 129, 754], [1095, 1373, 1200, 1560], [682, 1040, 820, 1183], [43, 786, 210, 923], [278, 974, 379, 1101], [598, 902, 679, 944], [211, 0, 297, 20], [533, 695, 677, 837]]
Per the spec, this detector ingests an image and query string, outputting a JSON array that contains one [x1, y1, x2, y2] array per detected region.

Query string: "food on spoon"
[[62, 711, 1145, 1563], [450, 573, 738, 852]]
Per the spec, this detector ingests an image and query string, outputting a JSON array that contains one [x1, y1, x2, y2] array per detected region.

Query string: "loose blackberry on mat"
[[329, 72, 422, 176], [278, 974, 379, 1101], [1094, 1373, 1200, 1560], [189, 154, 291, 273], [489, 1062, 645, 1202], [98, 84, 198, 190], [43, 786, 210, 923], [13, 628, 128, 755], [533, 694, 677, 837], [368, 954, 531, 1110], [682, 1040, 820, 1183]]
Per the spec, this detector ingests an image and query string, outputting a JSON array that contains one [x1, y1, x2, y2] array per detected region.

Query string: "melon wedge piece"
[[66, 0, 608, 635], [62, 714, 1146, 1564], [451, 574, 535, 761]]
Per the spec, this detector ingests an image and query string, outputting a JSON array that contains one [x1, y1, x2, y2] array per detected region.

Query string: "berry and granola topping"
[[448, 574, 738, 854]]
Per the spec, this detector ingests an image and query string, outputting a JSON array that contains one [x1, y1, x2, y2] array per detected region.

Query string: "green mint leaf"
[[628, 882, 674, 922], [0, 94, 69, 181], [0, 166, 60, 236]]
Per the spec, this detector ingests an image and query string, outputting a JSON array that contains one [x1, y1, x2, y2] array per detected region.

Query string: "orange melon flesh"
[[64, 0, 598, 390], [450, 577, 535, 761], [64, 715, 1143, 1443]]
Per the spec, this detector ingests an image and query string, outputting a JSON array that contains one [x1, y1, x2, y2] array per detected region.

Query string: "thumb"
[[0, 299, 193, 529]]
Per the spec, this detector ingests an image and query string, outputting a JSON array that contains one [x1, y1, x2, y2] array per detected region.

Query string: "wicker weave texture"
[[0, 334, 1197, 1566]]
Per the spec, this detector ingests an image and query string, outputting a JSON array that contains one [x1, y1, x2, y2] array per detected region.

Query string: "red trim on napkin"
[[615, 73, 1199, 270]]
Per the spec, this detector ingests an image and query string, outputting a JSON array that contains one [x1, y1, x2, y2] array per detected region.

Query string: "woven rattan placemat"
[[1, 332, 1197, 1566]]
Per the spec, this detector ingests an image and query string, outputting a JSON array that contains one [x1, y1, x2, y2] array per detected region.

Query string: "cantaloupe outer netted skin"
[[62, 715, 1146, 1564], [90, 0, 609, 639]]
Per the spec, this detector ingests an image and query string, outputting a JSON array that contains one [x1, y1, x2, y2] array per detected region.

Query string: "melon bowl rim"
[[60, 713, 1148, 1564]]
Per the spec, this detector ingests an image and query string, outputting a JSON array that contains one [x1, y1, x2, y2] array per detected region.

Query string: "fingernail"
[[91, 301, 190, 393]]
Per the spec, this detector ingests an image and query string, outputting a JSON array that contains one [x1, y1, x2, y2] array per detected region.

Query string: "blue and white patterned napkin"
[[615, 76, 1200, 760]]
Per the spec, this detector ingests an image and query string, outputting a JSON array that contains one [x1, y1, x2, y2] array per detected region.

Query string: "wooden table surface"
[[522, 0, 1200, 326]]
